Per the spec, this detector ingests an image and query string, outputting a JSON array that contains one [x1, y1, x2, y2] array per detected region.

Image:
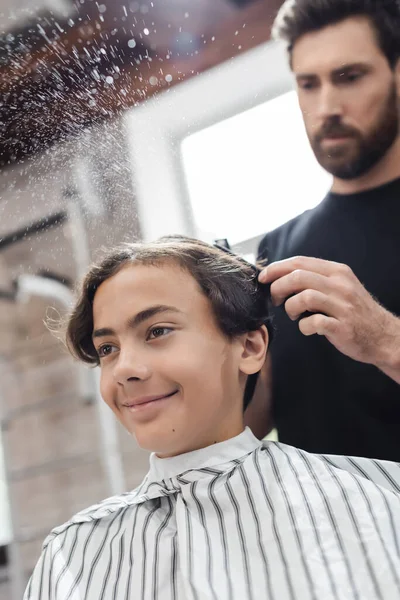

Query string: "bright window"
[[182, 91, 332, 245]]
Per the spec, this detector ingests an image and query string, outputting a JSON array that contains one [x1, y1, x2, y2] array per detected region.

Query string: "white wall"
[[0, 433, 11, 546], [124, 40, 295, 242]]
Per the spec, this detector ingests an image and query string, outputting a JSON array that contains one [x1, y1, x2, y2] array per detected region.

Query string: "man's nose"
[[113, 347, 151, 384], [317, 84, 344, 121]]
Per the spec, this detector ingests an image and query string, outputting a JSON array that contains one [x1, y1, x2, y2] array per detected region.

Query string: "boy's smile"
[[121, 389, 180, 421], [121, 389, 179, 410], [92, 261, 250, 457]]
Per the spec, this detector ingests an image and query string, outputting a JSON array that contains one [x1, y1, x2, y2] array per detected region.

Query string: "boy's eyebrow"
[[92, 305, 183, 339]]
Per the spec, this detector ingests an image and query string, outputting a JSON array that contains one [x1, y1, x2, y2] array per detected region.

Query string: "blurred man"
[[246, 0, 400, 460]]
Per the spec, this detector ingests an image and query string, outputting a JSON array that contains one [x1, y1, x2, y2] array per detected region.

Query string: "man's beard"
[[310, 83, 399, 180]]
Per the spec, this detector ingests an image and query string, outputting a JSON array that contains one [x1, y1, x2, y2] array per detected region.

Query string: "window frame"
[[125, 40, 294, 242]]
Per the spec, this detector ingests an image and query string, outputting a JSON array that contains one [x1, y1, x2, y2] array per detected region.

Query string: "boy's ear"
[[239, 326, 269, 375]]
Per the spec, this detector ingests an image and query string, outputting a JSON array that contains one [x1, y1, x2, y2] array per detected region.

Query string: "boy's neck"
[[155, 424, 246, 459], [148, 427, 261, 483]]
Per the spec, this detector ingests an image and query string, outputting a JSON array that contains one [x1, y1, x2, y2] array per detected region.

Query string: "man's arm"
[[259, 256, 400, 385], [244, 354, 275, 439], [373, 323, 400, 384]]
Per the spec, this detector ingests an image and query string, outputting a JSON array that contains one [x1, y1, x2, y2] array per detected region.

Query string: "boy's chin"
[[130, 418, 245, 457], [131, 425, 185, 457], [133, 427, 207, 458]]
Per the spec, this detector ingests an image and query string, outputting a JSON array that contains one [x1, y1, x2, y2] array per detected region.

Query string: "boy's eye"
[[97, 343, 117, 358], [148, 326, 172, 340]]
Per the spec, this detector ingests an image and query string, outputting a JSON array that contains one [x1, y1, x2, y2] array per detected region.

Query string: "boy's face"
[[92, 262, 253, 457]]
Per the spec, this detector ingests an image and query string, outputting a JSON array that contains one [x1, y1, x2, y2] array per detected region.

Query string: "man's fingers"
[[298, 313, 340, 337], [284, 289, 342, 321], [270, 270, 330, 306], [259, 256, 352, 284]]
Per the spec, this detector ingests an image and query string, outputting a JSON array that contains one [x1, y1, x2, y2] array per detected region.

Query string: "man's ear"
[[239, 326, 269, 376]]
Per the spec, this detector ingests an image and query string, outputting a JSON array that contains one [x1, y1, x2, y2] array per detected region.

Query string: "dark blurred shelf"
[[0, 0, 282, 166]]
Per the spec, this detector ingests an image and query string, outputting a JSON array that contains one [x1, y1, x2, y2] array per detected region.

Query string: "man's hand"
[[259, 256, 400, 383]]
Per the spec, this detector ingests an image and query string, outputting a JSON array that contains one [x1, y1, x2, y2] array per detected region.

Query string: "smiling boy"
[[25, 237, 400, 599], [92, 262, 260, 457]]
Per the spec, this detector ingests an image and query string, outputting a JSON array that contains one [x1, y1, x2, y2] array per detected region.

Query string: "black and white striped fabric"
[[25, 428, 400, 599]]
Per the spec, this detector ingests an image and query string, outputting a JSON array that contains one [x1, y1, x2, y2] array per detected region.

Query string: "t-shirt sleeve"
[[257, 232, 271, 263], [23, 538, 61, 600], [257, 228, 284, 265]]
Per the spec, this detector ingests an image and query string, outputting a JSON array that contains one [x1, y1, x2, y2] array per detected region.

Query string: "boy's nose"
[[113, 349, 152, 384]]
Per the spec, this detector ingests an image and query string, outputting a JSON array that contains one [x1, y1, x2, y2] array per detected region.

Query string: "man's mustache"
[[315, 120, 359, 143]]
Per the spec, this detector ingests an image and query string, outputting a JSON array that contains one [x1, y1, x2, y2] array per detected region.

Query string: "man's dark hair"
[[65, 235, 273, 410], [273, 0, 400, 68]]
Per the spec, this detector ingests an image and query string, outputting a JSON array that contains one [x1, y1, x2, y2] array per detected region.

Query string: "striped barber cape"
[[25, 428, 400, 600]]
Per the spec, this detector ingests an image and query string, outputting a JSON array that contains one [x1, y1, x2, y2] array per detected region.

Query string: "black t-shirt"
[[258, 178, 400, 460]]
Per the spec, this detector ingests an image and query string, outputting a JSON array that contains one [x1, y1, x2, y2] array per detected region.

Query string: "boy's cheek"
[[99, 378, 117, 411]]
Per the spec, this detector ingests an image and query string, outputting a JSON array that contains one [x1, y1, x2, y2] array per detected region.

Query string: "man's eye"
[[97, 344, 116, 358], [340, 72, 362, 83], [148, 327, 172, 340], [299, 81, 315, 91]]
